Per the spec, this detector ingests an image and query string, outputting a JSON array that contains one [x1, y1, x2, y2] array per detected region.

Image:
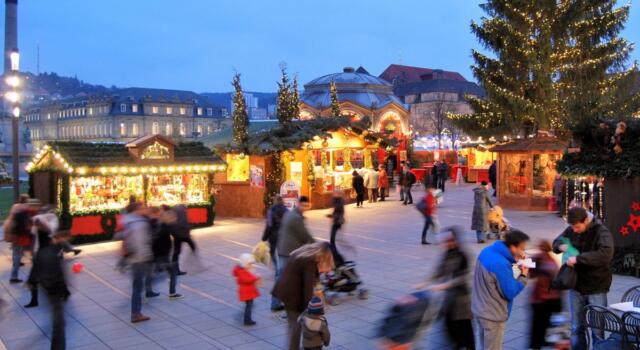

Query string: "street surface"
[[1, 183, 637, 349]]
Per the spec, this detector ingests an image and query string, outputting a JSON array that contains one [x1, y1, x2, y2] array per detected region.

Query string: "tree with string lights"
[[291, 75, 301, 121], [452, 0, 639, 138], [231, 73, 249, 145], [277, 65, 295, 125], [329, 80, 341, 118]]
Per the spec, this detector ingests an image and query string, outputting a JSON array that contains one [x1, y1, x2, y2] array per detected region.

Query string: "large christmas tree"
[[232, 73, 249, 145], [453, 0, 638, 138]]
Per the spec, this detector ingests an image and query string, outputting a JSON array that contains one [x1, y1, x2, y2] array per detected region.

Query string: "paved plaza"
[[1, 183, 638, 350]]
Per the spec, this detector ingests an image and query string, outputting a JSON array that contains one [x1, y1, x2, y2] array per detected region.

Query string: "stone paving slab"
[[0, 183, 637, 349]]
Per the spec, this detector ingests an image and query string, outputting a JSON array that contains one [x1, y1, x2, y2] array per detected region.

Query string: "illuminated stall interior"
[[491, 136, 566, 211], [27, 135, 225, 243]]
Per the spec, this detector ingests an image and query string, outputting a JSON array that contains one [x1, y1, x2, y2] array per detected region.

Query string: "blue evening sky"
[[8, 0, 640, 92]]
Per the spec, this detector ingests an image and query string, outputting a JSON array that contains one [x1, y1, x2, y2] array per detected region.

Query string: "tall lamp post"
[[5, 48, 21, 203]]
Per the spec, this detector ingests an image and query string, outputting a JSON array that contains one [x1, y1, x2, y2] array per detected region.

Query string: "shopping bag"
[[252, 241, 271, 267], [551, 264, 576, 290], [182, 250, 207, 275]]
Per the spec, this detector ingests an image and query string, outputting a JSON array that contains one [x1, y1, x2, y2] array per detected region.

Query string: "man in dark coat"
[[351, 171, 366, 208], [431, 162, 439, 189], [553, 207, 613, 350], [489, 160, 497, 197], [398, 161, 406, 202], [402, 165, 416, 205], [28, 231, 70, 350], [436, 161, 449, 192], [264, 195, 288, 311]]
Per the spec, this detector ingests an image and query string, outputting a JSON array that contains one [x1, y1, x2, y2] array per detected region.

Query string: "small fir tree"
[[277, 66, 294, 125], [231, 73, 249, 145]]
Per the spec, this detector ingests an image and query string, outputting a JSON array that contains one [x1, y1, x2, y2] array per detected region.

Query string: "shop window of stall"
[[502, 154, 528, 196], [532, 154, 558, 198], [147, 174, 208, 207], [69, 175, 144, 213], [334, 150, 344, 169], [351, 150, 364, 169]]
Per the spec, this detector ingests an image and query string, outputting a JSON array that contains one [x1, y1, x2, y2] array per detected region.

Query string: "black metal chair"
[[622, 286, 640, 307], [622, 311, 640, 349], [584, 305, 626, 349]]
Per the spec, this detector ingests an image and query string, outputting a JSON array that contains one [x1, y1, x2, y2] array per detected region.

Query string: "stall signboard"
[[226, 154, 250, 182], [290, 162, 303, 186], [250, 165, 264, 188], [280, 180, 301, 209]]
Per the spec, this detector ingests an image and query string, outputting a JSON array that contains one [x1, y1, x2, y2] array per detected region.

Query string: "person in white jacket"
[[364, 167, 380, 203]]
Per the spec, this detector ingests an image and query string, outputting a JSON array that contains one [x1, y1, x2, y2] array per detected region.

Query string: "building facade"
[[24, 87, 228, 147], [299, 67, 409, 139], [379, 64, 484, 137]]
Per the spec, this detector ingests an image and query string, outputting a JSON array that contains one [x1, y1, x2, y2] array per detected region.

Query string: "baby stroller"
[[545, 313, 571, 350], [377, 290, 439, 350], [323, 260, 368, 305], [488, 205, 510, 240]]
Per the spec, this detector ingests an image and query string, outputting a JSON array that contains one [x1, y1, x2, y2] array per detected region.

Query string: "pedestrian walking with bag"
[[472, 181, 494, 243], [351, 171, 365, 208], [529, 240, 562, 350], [416, 184, 437, 245], [552, 207, 613, 350]]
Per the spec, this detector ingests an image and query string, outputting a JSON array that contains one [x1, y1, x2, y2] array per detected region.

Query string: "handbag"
[[551, 264, 576, 290], [415, 200, 427, 216]]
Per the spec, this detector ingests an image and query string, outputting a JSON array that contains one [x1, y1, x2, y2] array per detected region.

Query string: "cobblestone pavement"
[[1, 183, 637, 349]]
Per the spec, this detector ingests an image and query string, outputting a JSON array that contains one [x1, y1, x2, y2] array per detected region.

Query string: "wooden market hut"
[[27, 134, 225, 243], [557, 118, 640, 275], [204, 117, 392, 218], [491, 135, 567, 211]]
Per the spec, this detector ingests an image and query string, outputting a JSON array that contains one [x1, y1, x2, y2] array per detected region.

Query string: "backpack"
[[3, 215, 16, 242]]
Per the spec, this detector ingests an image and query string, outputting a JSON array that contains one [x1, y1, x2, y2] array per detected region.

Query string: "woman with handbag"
[[529, 240, 561, 350]]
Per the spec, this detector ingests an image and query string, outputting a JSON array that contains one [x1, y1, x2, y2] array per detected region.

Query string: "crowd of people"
[[1, 163, 617, 350]]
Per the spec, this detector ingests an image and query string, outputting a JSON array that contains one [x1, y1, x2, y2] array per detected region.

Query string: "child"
[[299, 296, 330, 350], [232, 253, 261, 326]]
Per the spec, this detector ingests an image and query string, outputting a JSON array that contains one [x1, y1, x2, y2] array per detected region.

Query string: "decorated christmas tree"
[[231, 73, 249, 145], [277, 66, 295, 125], [330, 80, 341, 118], [452, 0, 639, 138], [291, 75, 301, 121]]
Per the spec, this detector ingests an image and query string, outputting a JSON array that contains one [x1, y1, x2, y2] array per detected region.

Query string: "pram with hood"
[[488, 205, 510, 240], [322, 258, 368, 305], [377, 290, 439, 350]]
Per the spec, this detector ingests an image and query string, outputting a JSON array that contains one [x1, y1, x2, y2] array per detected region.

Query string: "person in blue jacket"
[[472, 229, 530, 350]]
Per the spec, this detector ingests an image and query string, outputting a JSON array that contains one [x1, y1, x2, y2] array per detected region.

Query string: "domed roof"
[[301, 67, 405, 110]]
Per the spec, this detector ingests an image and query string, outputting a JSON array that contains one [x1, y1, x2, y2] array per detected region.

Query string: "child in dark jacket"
[[233, 253, 261, 326], [299, 296, 330, 350]]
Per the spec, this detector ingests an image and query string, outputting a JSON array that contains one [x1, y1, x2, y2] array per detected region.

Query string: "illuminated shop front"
[[27, 135, 225, 243]]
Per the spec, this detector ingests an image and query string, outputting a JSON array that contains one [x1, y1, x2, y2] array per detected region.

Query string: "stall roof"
[[41, 140, 224, 167], [491, 136, 567, 152]]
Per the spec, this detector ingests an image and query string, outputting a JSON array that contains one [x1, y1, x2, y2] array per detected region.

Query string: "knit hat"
[[239, 253, 255, 268], [307, 296, 324, 315]]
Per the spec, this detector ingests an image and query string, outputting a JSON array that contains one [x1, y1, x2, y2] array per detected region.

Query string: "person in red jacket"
[[420, 185, 437, 245], [233, 253, 261, 326]]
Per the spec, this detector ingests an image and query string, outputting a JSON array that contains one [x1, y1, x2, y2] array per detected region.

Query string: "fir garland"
[[264, 152, 285, 209], [343, 148, 352, 172], [306, 151, 316, 192], [330, 80, 341, 118], [321, 151, 328, 170], [364, 149, 372, 169]]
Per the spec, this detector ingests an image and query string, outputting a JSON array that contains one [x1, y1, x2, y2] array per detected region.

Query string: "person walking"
[[272, 242, 334, 350], [117, 202, 156, 323], [24, 213, 60, 308], [430, 162, 439, 189], [351, 171, 365, 208], [402, 165, 416, 205], [6, 194, 35, 284], [327, 190, 346, 266], [398, 161, 406, 202], [437, 160, 449, 192], [152, 206, 183, 299], [28, 230, 70, 350], [418, 226, 474, 349], [529, 240, 561, 350], [552, 207, 613, 350], [365, 167, 380, 203], [378, 165, 389, 201], [299, 296, 331, 350], [472, 181, 494, 243], [472, 230, 530, 350], [552, 175, 565, 217], [488, 161, 497, 197], [171, 205, 196, 275], [418, 184, 437, 245], [263, 195, 288, 269], [233, 253, 261, 326]]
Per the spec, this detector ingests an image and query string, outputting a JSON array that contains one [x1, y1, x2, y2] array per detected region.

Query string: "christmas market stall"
[[26, 135, 225, 243], [207, 117, 391, 218], [491, 134, 566, 211], [557, 119, 640, 275]]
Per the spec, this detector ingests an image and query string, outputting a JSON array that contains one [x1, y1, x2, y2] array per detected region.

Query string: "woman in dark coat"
[[529, 240, 561, 349], [351, 171, 366, 208], [272, 242, 334, 350], [471, 181, 493, 243]]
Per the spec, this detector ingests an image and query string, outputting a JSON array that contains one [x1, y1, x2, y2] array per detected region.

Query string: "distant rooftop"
[[379, 64, 467, 85]]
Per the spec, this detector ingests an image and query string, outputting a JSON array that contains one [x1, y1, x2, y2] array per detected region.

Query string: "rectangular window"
[[207, 108, 213, 116], [120, 123, 126, 136], [197, 107, 203, 116], [152, 122, 160, 135], [179, 107, 186, 115], [132, 104, 139, 113], [207, 124, 213, 134], [179, 122, 186, 136], [88, 108, 93, 116], [166, 107, 173, 115], [152, 106, 159, 114], [120, 104, 127, 113], [196, 124, 203, 135], [132, 123, 139, 136], [165, 123, 173, 136]]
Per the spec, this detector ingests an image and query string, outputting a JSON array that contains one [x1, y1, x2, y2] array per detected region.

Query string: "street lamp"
[[5, 48, 21, 203]]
